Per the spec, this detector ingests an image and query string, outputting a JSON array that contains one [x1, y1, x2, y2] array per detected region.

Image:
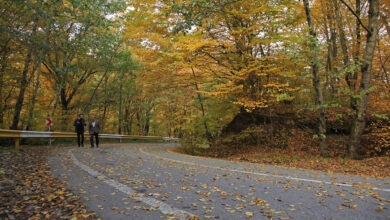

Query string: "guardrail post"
[[48, 125, 52, 145], [15, 138, 20, 149]]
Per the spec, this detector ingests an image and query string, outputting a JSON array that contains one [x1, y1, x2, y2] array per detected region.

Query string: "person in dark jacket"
[[74, 114, 86, 147], [89, 115, 100, 148]]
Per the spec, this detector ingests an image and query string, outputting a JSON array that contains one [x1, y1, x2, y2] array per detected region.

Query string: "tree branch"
[[339, 0, 369, 33]]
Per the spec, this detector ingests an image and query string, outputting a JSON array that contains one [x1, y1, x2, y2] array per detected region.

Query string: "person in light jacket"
[[89, 115, 100, 148]]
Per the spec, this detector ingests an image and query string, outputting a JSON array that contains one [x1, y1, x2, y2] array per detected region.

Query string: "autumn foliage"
[[0, 0, 389, 159]]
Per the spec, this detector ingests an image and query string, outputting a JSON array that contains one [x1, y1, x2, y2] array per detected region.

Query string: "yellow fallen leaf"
[[274, 211, 285, 215], [245, 212, 254, 217], [55, 190, 65, 195]]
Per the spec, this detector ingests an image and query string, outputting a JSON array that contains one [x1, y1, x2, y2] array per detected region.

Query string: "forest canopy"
[[1, 0, 389, 159]]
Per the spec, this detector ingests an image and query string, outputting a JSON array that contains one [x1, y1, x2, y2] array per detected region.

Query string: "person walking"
[[74, 114, 86, 147], [89, 115, 100, 148]]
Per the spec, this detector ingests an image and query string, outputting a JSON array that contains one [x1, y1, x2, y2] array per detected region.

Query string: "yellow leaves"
[[245, 212, 254, 218], [249, 198, 267, 206], [235, 204, 246, 210], [183, 39, 220, 53], [198, 198, 207, 202], [188, 216, 199, 220], [200, 184, 209, 189], [55, 190, 65, 195], [341, 204, 358, 209], [161, 211, 174, 216]]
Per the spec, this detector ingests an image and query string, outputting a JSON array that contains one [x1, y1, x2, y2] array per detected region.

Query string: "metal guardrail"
[[162, 137, 180, 142], [0, 129, 179, 148]]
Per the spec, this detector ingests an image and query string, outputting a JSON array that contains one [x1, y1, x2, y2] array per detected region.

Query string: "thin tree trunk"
[[0, 87, 15, 128], [0, 66, 4, 126], [350, 0, 361, 111], [11, 25, 36, 130], [101, 74, 109, 132], [118, 70, 124, 134], [26, 54, 43, 130], [136, 112, 142, 134], [303, 0, 329, 157], [322, 2, 332, 92], [333, 0, 350, 81], [377, 43, 389, 82], [0, 42, 10, 126], [128, 115, 134, 135], [82, 54, 115, 112], [191, 67, 213, 142], [348, 0, 379, 159], [382, 14, 390, 38], [144, 106, 152, 136], [124, 106, 130, 134], [50, 85, 61, 127]]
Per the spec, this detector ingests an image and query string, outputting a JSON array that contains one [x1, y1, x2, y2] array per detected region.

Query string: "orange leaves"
[[363, 119, 390, 156]]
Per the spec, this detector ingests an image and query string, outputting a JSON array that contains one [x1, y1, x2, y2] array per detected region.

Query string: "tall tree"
[[302, 0, 329, 157], [42, 0, 125, 115], [11, 20, 38, 130], [346, 0, 380, 158]]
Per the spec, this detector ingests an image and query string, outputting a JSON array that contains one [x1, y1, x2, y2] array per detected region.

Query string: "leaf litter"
[[0, 146, 96, 219]]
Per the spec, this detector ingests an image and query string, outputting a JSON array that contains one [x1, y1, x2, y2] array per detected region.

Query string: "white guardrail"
[[0, 129, 179, 148]]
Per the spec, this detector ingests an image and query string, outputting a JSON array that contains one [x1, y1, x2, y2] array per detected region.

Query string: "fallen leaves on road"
[[0, 146, 96, 219]]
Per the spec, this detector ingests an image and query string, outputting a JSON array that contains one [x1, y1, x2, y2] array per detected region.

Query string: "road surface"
[[49, 143, 390, 220]]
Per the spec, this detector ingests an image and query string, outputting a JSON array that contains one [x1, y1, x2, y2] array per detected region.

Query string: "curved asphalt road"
[[49, 143, 390, 220]]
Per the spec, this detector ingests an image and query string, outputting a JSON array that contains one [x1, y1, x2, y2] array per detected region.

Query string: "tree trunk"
[[0, 42, 10, 127], [101, 74, 109, 132], [377, 43, 389, 82], [348, 0, 379, 159], [118, 70, 124, 134], [82, 54, 114, 112], [191, 67, 213, 142], [382, 13, 390, 38], [303, 0, 329, 157], [332, 0, 350, 81], [321, 1, 333, 93], [144, 107, 152, 136], [11, 25, 36, 130], [351, 0, 361, 111], [26, 55, 43, 130], [136, 112, 142, 134]]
